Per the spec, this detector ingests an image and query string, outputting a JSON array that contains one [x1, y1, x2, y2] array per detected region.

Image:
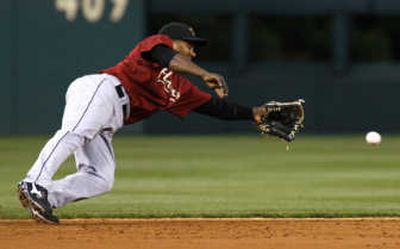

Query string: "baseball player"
[[17, 22, 267, 224]]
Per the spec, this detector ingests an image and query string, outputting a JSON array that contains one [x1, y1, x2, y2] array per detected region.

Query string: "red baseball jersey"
[[101, 34, 212, 124]]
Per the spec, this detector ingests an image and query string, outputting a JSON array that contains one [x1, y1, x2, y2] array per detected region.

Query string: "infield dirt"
[[1, 218, 399, 249]]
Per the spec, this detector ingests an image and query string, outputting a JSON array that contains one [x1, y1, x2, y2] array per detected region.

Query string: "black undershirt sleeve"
[[194, 98, 253, 120], [141, 45, 178, 67]]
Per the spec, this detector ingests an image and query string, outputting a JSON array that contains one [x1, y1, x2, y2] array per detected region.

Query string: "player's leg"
[[23, 75, 117, 185], [18, 74, 126, 223], [47, 131, 116, 208], [17, 129, 86, 224]]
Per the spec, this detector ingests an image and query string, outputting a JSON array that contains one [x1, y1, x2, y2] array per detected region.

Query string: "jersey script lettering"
[[157, 68, 181, 103]]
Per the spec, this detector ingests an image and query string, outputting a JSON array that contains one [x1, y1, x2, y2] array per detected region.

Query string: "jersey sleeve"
[[138, 35, 174, 61], [142, 45, 178, 67]]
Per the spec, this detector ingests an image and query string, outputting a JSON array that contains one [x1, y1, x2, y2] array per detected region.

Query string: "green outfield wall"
[[1, 0, 400, 135], [0, 0, 146, 134]]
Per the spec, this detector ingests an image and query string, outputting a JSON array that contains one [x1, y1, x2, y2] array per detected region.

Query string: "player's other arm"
[[194, 98, 267, 123], [144, 45, 265, 122], [170, 54, 228, 98], [144, 45, 228, 98]]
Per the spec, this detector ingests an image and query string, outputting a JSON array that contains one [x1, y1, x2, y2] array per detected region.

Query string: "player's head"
[[158, 22, 207, 59]]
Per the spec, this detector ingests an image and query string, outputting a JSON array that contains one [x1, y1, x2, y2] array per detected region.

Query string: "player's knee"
[[104, 180, 114, 192], [78, 164, 114, 193], [98, 174, 114, 192], [87, 172, 113, 194], [96, 178, 114, 194]]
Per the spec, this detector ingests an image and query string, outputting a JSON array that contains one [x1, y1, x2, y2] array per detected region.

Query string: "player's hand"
[[202, 72, 229, 98], [252, 106, 268, 124]]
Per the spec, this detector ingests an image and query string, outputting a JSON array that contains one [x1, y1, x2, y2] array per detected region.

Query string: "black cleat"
[[30, 208, 59, 224], [17, 181, 59, 224]]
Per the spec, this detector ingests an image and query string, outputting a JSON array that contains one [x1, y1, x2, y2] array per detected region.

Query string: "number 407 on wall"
[[55, 0, 129, 23]]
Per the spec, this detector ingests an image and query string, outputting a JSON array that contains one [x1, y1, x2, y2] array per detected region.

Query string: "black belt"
[[115, 85, 129, 120]]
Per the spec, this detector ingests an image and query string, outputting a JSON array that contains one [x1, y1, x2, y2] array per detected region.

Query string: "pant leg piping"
[[72, 79, 105, 132], [34, 131, 70, 183]]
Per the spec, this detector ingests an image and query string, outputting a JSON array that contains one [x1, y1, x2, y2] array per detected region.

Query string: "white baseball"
[[365, 131, 382, 145]]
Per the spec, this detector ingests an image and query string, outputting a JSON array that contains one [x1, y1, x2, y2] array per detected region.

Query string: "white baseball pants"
[[23, 74, 129, 208]]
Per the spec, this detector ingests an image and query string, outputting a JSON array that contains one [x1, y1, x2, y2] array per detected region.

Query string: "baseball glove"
[[257, 99, 305, 142]]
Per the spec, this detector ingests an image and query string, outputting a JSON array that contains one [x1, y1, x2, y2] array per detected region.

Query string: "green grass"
[[1, 135, 400, 219]]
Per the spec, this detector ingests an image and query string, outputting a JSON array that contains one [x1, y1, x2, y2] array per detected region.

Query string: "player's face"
[[173, 40, 196, 59]]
